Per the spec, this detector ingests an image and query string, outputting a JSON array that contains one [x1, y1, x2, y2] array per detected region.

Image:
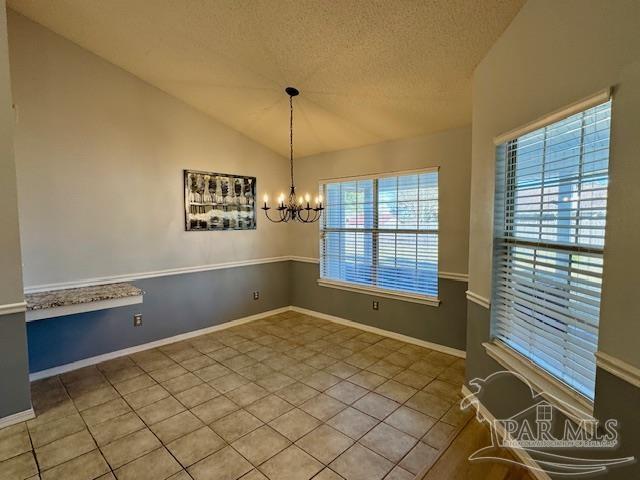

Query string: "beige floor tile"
[[422, 421, 456, 450], [211, 410, 263, 443], [384, 352, 414, 369], [100, 428, 160, 468], [208, 372, 249, 393], [440, 403, 472, 427], [240, 469, 268, 480], [304, 354, 337, 370], [329, 444, 393, 480], [300, 371, 341, 392], [352, 393, 400, 420], [72, 386, 120, 412], [392, 370, 433, 390], [231, 425, 290, 466], [237, 363, 275, 382], [123, 384, 170, 410], [190, 396, 238, 424], [193, 363, 231, 382], [0, 428, 32, 462], [385, 466, 414, 480], [326, 408, 378, 440], [422, 379, 460, 402], [88, 411, 145, 447], [166, 470, 191, 480], [0, 451, 38, 479], [347, 371, 386, 390], [384, 406, 436, 439], [374, 380, 417, 404], [404, 391, 451, 419], [256, 372, 296, 393], [226, 383, 269, 407], [180, 354, 216, 372], [295, 425, 353, 464], [223, 354, 257, 371], [113, 373, 156, 396], [29, 401, 77, 429], [207, 346, 240, 363], [40, 449, 109, 480], [188, 446, 252, 480], [137, 397, 185, 425], [150, 411, 204, 444], [360, 423, 417, 463], [148, 365, 189, 384], [323, 362, 359, 380], [174, 384, 218, 409], [81, 398, 131, 427], [161, 373, 203, 395], [275, 383, 319, 406], [269, 409, 321, 442], [299, 394, 346, 421], [166, 426, 226, 467], [245, 395, 294, 423], [408, 361, 445, 378], [259, 445, 323, 480], [325, 382, 368, 405], [114, 447, 182, 480], [398, 441, 439, 475], [35, 430, 95, 470], [102, 365, 144, 384], [28, 412, 86, 449], [313, 468, 344, 480]]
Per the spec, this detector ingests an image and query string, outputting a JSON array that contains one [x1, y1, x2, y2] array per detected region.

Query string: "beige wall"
[[0, 2, 23, 304], [8, 11, 291, 289], [289, 126, 472, 276], [469, 0, 640, 367]]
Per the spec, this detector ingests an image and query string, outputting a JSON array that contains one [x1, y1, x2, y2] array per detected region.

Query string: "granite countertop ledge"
[[26, 283, 144, 311]]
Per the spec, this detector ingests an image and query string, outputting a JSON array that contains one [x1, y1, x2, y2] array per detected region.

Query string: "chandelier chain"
[[289, 94, 294, 189]]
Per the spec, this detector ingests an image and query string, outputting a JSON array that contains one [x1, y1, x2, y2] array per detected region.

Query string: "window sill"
[[482, 341, 596, 428], [317, 278, 440, 307]]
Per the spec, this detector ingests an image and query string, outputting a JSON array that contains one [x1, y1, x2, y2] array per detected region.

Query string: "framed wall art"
[[184, 169, 256, 231]]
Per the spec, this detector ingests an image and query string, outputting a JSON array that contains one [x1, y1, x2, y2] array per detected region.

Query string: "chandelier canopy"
[[262, 87, 323, 223]]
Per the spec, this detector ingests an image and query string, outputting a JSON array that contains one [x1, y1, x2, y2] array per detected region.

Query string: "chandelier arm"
[[263, 208, 287, 223]]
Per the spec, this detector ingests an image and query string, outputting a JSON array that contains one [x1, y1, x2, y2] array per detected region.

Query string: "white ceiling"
[[8, 0, 524, 158]]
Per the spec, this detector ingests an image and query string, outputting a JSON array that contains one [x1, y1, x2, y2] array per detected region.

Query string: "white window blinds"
[[491, 99, 612, 400], [320, 170, 438, 299]]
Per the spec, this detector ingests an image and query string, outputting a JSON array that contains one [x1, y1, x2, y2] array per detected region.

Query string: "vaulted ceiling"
[[8, 0, 524, 157]]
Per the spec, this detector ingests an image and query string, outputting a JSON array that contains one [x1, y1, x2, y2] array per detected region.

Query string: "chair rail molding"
[[0, 301, 27, 316], [596, 351, 640, 389], [465, 290, 491, 309]]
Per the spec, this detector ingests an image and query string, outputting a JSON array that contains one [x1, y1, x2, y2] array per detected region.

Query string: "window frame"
[[318, 167, 440, 306], [489, 92, 612, 413]]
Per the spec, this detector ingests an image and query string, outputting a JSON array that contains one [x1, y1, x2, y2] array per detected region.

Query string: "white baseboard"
[[29, 306, 291, 381], [0, 301, 27, 316], [461, 385, 551, 480], [0, 407, 35, 429], [290, 306, 466, 358], [466, 290, 491, 309]]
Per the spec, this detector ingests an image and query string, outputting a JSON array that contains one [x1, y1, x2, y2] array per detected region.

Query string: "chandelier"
[[262, 87, 323, 223]]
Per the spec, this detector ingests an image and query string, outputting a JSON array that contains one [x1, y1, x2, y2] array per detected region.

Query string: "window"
[[491, 99, 612, 400], [320, 169, 438, 302]]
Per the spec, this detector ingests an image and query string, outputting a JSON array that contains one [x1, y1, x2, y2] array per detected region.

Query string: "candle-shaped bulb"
[[314, 196, 319, 205], [263, 194, 269, 203], [298, 196, 304, 205], [318, 194, 324, 204], [305, 193, 311, 202]]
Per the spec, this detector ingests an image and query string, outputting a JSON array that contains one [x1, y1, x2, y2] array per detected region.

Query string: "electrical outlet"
[[372, 301, 379, 310], [133, 313, 143, 327], [253, 291, 260, 300]]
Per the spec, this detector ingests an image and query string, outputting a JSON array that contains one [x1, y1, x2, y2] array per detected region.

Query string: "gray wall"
[[291, 261, 467, 351], [28, 261, 291, 373], [0, 0, 31, 418]]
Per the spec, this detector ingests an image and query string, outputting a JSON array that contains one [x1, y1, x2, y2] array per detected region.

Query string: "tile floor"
[[0, 311, 470, 480]]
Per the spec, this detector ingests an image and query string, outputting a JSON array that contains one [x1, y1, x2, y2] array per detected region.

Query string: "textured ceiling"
[[8, 0, 524, 157]]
